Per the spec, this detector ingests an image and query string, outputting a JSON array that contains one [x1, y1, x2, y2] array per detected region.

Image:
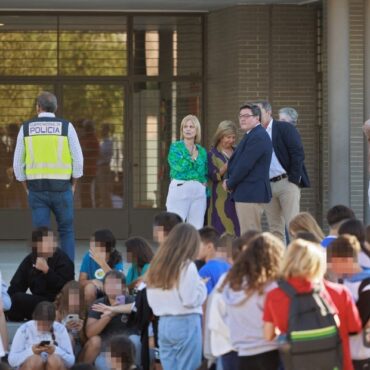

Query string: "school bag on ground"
[[277, 280, 343, 370]]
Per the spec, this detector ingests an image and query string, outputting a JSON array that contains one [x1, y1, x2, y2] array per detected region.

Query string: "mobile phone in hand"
[[115, 295, 126, 305], [39, 340, 51, 346]]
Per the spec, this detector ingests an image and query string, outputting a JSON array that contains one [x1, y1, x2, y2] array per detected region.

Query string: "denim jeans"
[[28, 189, 75, 261], [159, 314, 202, 370]]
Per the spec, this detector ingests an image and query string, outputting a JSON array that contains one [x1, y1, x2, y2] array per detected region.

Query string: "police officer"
[[13, 91, 83, 262]]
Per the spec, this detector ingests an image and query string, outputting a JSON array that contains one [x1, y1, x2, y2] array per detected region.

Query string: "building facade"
[[0, 0, 369, 239]]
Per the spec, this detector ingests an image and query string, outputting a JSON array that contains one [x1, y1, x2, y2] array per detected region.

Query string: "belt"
[[270, 173, 287, 182]]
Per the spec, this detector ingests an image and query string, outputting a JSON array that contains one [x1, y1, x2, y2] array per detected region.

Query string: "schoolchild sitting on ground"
[[146, 223, 207, 370], [198, 226, 230, 294], [221, 233, 284, 370], [106, 334, 139, 370], [125, 237, 154, 291], [79, 229, 123, 307], [263, 239, 361, 370], [327, 235, 370, 368], [54, 280, 87, 354], [7, 227, 74, 321], [8, 301, 75, 369], [78, 270, 140, 369], [321, 205, 356, 247]]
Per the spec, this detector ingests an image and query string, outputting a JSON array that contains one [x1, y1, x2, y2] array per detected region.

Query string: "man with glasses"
[[255, 100, 310, 242], [222, 103, 272, 234]]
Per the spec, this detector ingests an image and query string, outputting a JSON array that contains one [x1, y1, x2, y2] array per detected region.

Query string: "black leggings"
[[7, 293, 50, 321], [238, 350, 280, 370]]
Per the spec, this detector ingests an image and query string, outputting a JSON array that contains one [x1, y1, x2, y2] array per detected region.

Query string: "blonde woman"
[[288, 211, 325, 242], [166, 115, 207, 229], [146, 223, 207, 370], [207, 120, 240, 236], [263, 239, 361, 370]]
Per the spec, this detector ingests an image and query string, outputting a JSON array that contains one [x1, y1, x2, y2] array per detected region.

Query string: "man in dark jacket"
[[223, 103, 273, 234], [7, 227, 74, 321], [256, 101, 310, 242]]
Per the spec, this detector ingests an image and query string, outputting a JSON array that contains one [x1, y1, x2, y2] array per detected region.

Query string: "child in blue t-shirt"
[[79, 229, 123, 306], [125, 237, 154, 291], [198, 226, 230, 294]]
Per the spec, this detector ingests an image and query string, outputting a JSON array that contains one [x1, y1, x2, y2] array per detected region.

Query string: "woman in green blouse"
[[166, 115, 208, 229]]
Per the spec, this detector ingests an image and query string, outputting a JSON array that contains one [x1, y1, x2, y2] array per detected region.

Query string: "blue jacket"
[[271, 119, 310, 188], [227, 124, 272, 203]]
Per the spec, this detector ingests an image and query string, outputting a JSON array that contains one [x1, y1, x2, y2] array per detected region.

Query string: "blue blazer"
[[227, 124, 273, 203], [271, 119, 310, 188]]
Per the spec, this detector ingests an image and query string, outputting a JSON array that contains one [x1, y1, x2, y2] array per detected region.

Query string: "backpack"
[[278, 280, 343, 370]]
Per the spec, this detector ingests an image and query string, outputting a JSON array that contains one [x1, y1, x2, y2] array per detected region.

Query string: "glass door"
[[0, 84, 53, 238], [61, 83, 128, 239]]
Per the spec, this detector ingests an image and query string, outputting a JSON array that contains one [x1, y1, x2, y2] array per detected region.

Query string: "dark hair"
[[295, 231, 321, 244], [32, 226, 51, 243], [33, 301, 56, 322], [36, 91, 57, 113], [198, 226, 220, 246], [365, 224, 370, 243], [231, 237, 248, 262], [92, 229, 122, 268], [103, 270, 126, 286], [338, 219, 365, 248], [125, 237, 154, 268], [327, 234, 361, 259], [32, 301, 58, 346], [326, 205, 355, 227], [153, 212, 182, 234], [70, 365, 97, 370], [109, 335, 136, 370], [239, 103, 262, 122], [240, 230, 260, 245]]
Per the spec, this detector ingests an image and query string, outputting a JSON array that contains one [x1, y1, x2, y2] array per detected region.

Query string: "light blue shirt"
[[13, 112, 83, 181]]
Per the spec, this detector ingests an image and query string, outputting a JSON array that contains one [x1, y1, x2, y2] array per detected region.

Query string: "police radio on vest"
[[29, 121, 62, 136]]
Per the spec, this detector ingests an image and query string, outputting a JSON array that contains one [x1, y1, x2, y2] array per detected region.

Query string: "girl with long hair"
[[54, 281, 87, 353], [288, 212, 325, 242], [8, 301, 74, 369], [221, 232, 284, 370], [125, 237, 154, 289], [78, 229, 123, 306], [146, 223, 207, 370]]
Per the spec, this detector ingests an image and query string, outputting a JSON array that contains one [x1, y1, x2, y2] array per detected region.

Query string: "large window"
[[0, 14, 203, 210]]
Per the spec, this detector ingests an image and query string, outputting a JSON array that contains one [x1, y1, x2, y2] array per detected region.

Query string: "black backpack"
[[278, 280, 343, 370]]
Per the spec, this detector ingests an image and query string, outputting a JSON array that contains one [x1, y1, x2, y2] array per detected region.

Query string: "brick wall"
[[206, 5, 320, 220]]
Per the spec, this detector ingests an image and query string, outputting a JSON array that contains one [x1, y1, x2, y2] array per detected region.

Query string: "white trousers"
[[166, 180, 207, 229]]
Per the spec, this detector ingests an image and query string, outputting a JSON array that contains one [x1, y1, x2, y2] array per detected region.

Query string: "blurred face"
[[182, 120, 197, 141], [37, 232, 56, 258], [90, 239, 109, 261], [219, 134, 236, 149], [37, 320, 53, 333], [108, 354, 122, 369], [153, 225, 166, 244], [104, 277, 124, 299], [328, 256, 358, 276], [68, 290, 80, 312], [239, 108, 259, 133]]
